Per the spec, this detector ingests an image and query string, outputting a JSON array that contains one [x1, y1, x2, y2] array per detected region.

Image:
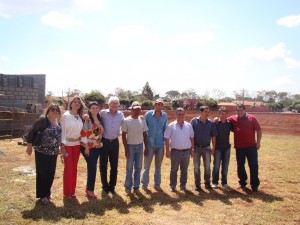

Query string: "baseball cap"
[[131, 101, 141, 109], [155, 98, 164, 104]]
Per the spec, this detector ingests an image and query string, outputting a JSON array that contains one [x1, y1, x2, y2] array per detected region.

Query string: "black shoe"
[[251, 187, 258, 192], [205, 184, 212, 190], [195, 186, 202, 192], [103, 187, 109, 194]]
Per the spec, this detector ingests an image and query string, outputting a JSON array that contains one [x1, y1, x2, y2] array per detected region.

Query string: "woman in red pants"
[[61, 96, 88, 198]]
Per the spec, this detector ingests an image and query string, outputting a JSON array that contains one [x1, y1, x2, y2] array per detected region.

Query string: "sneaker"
[[211, 183, 218, 188], [154, 186, 162, 191], [223, 184, 233, 191], [205, 184, 212, 190], [41, 197, 50, 205], [237, 184, 246, 190], [125, 189, 131, 196]]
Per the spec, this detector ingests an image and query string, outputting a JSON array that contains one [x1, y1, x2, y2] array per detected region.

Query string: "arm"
[[80, 121, 90, 156], [256, 129, 262, 150], [25, 118, 44, 156], [211, 136, 216, 155], [143, 131, 148, 157], [122, 131, 129, 158], [190, 137, 194, 158]]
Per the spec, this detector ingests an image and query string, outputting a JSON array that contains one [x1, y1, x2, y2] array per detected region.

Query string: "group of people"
[[26, 96, 262, 204]]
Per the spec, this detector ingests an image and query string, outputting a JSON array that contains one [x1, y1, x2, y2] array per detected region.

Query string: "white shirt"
[[61, 111, 83, 146], [122, 116, 148, 145]]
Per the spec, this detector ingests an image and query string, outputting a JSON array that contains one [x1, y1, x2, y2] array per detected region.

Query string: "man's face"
[[176, 111, 185, 122], [200, 109, 209, 119], [219, 111, 228, 120], [132, 107, 141, 116], [236, 107, 246, 118], [109, 101, 119, 111], [154, 102, 163, 112]]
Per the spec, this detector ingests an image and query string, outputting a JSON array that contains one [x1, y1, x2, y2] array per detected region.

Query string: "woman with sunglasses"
[[26, 103, 62, 204], [61, 96, 87, 199], [80, 101, 104, 198]]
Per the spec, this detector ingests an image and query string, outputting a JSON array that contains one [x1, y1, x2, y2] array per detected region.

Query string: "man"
[[190, 106, 217, 191], [141, 99, 168, 191], [212, 107, 232, 191], [164, 108, 194, 193], [228, 104, 262, 192], [100, 96, 124, 194], [122, 101, 148, 196]]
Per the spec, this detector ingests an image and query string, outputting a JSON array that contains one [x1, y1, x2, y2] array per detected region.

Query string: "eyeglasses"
[[50, 108, 59, 112]]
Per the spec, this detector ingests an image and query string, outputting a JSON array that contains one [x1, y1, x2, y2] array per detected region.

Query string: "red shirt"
[[228, 114, 261, 149]]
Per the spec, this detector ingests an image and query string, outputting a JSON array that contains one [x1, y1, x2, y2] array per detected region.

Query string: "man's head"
[[108, 96, 120, 112], [131, 101, 142, 117], [175, 107, 185, 122], [154, 98, 164, 112], [218, 107, 228, 120], [236, 104, 246, 118], [199, 105, 209, 119]]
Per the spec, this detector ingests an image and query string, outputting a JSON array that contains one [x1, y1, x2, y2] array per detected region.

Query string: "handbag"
[[24, 117, 48, 146], [32, 130, 43, 146]]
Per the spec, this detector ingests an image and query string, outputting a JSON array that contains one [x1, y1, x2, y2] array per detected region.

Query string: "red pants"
[[63, 145, 80, 197]]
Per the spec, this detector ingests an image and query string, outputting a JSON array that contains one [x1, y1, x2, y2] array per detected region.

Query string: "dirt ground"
[[125, 110, 300, 136]]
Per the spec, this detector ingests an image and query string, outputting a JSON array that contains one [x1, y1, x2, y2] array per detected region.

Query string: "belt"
[[171, 148, 190, 151], [195, 144, 210, 148], [67, 137, 81, 142], [102, 137, 118, 142]]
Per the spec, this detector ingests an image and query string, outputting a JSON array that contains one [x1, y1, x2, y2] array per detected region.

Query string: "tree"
[[172, 100, 179, 109], [180, 89, 199, 99], [195, 102, 203, 109], [212, 89, 225, 101], [142, 82, 154, 100], [67, 88, 82, 97], [46, 91, 54, 97], [82, 90, 106, 105], [165, 90, 180, 101]]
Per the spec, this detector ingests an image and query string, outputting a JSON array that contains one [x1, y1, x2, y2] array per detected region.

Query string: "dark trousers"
[[35, 151, 57, 198], [81, 147, 101, 191], [236, 145, 260, 188], [100, 138, 119, 191]]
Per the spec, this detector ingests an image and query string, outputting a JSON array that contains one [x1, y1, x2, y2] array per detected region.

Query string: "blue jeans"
[[124, 144, 143, 190], [141, 146, 164, 187], [212, 147, 231, 185], [81, 147, 101, 191], [170, 149, 190, 188], [236, 145, 260, 188], [193, 146, 211, 186]]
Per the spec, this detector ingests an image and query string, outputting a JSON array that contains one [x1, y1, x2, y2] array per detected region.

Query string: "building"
[[0, 74, 45, 112]]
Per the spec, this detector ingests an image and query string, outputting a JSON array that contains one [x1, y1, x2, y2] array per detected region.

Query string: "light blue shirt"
[[100, 109, 124, 140], [164, 120, 194, 149], [144, 110, 168, 148]]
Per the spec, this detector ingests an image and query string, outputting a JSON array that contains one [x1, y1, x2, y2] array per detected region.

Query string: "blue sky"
[[0, 0, 300, 98]]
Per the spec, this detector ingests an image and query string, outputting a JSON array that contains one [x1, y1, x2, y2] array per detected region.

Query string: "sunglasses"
[[50, 108, 59, 112]]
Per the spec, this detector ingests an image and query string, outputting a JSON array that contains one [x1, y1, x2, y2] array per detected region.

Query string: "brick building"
[[0, 74, 46, 112]]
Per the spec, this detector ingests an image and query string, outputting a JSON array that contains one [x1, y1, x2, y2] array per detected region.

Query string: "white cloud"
[[270, 75, 295, 87], [170, 32, 214, 46], [277, 14, 300, 28], [0, 12, 10, 19], [231, 43, 300, 69], [0, 55, 10, 61], [40, 11, 83, 29], [111, 25, 153, 41]]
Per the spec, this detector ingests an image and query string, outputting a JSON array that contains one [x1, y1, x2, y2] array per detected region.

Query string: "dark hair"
[[88, 101, 101, 124], [200, 105, 209, 112], [236, 104, 246, 110], [175, 107, 185, 114], [45, 103, 62, 120]]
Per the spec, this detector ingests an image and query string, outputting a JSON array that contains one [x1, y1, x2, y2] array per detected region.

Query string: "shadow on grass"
[[21, 187, 283, 222]]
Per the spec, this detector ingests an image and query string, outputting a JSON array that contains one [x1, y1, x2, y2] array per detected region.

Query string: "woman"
[[61, 96, 88, 198], [81, 101, 104, 198], [26, 103, 62, 204]]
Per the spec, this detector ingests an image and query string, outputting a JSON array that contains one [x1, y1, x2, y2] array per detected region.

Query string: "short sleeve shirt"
[[122, 116, 148, 145]]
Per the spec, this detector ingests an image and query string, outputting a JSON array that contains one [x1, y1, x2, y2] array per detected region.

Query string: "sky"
[[0, 0, 300, 98]]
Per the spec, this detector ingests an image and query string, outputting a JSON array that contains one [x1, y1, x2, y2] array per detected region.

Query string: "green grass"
[[0, 134, 299, 225]]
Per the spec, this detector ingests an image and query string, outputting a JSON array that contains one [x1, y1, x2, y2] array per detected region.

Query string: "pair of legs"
[[35, 151, 57, 199], [124, 144, 143, 190], [100, 139, 119, 193], [170, 149, 190, 189], [193, 146, 211, 187], [63, 145, 80, 197], [236, 145, 260, 189], [141, 146, 164, 187], [212, 147, 231, 185]]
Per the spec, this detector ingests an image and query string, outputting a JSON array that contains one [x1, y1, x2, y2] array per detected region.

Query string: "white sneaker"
[[223, 184, 233, 191], [211, 183, 218, 188]]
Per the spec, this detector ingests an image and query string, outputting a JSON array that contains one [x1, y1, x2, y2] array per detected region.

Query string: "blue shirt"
[[100, 109, 124, 140], [144, 110, 168, 148], [190, 117, 217, 146]]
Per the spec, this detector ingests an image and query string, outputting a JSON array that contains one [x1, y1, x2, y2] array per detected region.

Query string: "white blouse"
[[61, 111, 83, 146]]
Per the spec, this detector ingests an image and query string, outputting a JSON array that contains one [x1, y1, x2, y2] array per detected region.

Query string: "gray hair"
[[108, 96, 120, 105]]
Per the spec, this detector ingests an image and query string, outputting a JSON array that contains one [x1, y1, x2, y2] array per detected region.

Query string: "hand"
[[190, 149, 194, 158], [85, 147, 90, 156], [26, 145, 33, 156], [82, 114, 90, 121], [256, 143, 261, 150], [144, 147, 149, 157], [61, 147, 69, 157], [125, 149, 129, 159], [211, 148, 215, 156], [166, 149, 170, 158]]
